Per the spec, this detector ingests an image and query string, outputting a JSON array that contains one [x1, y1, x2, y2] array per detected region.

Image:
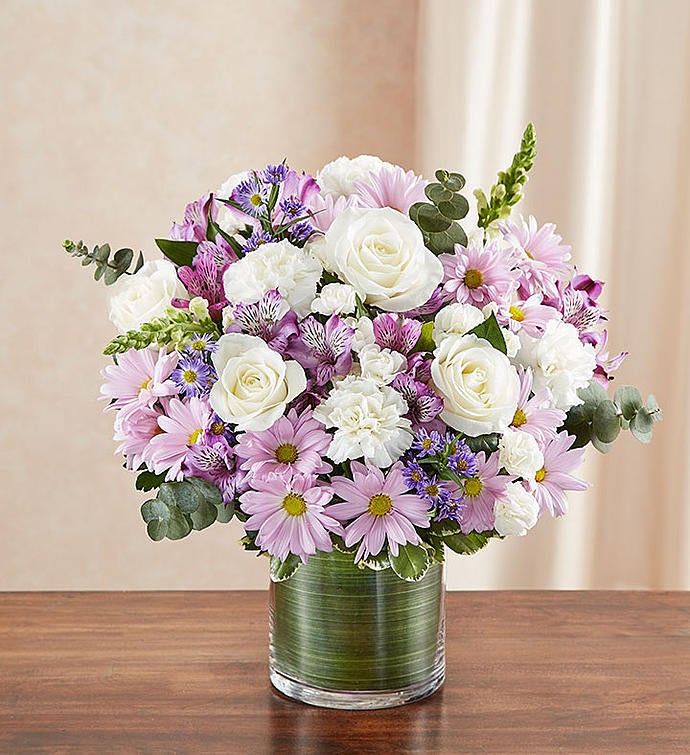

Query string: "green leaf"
[[190, 498, 218, 531], [147, 519, 168, 541], [426, 221, 468, 253], [187, 477, 223, 507], [430, 519, 462, 537], [215, 500, 235, 523], [270, 553, 302, 582], [592, 400, 621, 444], [613, 385, 643, 421], [591, 436, 613, 454], [390, 543, 431, 582], [437, 194, 469, 220], [413, 321, 436, 353], [435, 170, 465, 191], [630, 409, 654, 443], [358, 551, 390, 571], [425, 183, 453, 204], [136, 470, 167, 492], [113, 247, 134, 273], [423, 537, 446, 563], [463, 433, 500, 455], [158, 481, 203, 514], [444, 530, 492, 555], [411, 203, 452, 233], [154, 238, 198, 267], [467, 312, 507, 354], [331, 534, 357, 554], [562, 403, 593, 448], [141, 499, 170, 524], [134, 250, 144, 272], [166, 506, 192, 540], [647, 394, 663, 422], [577, 380, 608, 408]]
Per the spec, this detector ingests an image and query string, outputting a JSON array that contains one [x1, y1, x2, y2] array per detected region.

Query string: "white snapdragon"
[[493, 482, 540, 537], [210, 334, 306, 432], [223, 239, 322, 318], [498, 429, 544, 479], [322, 207, 443, 312], [431, 333, 520, 435], [518, 320, 596, 410], [433, 302, 484, 345], [108, 260, 186, 333], [313, 376, 412, 467], [358, 344, 406, 385], [311, 282, 357, 316], [316, 155, 386, 198]]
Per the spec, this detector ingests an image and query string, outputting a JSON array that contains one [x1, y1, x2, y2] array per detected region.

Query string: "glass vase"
[[268, 549, 445, 709]]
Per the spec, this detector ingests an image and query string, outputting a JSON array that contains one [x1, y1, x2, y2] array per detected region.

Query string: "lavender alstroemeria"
[[228, 289, 299, 355], [184, 437, 248, 505], [583, 329, 628, 385], [174, 246, 229, 321], [391, 373, 444, 427], [372, 313, 422, 355], [403, 286, 447, 318], [289, 315, 354, 386], [169, 193, 213, 242], [406, 352, 433, 383]]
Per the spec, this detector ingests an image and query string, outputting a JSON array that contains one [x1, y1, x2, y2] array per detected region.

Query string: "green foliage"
[[389, 543, 431, 581], [413, 321, 436, 353], [154, 238, 198, 267], [475, 123, 536, 229], [103, 311, 218, 355], [270, 554, 302, 582], [563, 380, 662, 450], [140, 476, 231, 541], [467, 312, 507, 354], [443, 530, 493, 555], [62, 240, 144, 285], [135, 470, 167, 491], [463, 433, 501, 455], [409, 169, 469, 254]]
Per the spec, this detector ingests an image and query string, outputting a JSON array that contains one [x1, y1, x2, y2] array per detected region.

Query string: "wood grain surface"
[[1, 591, 688, 753]]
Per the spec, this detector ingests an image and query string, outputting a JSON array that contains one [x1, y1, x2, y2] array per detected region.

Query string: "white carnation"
[[358, 344, 406, 385], [518, 320, 596, 410], [322, 206, 443, 312], [223, 239, 322, 318], [311, 282, 357, 316], [494, 482, 540, 537], [108, 260, 186, 333], [313, 377, 412, 467], [433, 303, 484, 345], [498, 429, 544, 479], [503, 328, 521, 358], [344, 316, 377, 353], [215, 171, 249, 235], [317, 155, 386, 198]]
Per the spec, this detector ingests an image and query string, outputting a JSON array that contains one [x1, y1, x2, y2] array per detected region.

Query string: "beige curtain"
[[2, 0, 688, 589], [419, 0, 690, 589]]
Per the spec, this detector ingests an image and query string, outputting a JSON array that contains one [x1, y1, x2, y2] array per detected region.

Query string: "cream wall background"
[[2, 0, 688, 590]]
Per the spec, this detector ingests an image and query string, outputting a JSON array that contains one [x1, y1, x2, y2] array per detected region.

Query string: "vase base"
[[269, 666, 445, 710]]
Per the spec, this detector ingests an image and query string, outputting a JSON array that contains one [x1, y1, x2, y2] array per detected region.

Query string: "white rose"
[[215, 171, 249, 235], [358, 344, 406, 385], [210, 333, 306, 431], [108, 260, 186, 333], [223, 239, 322, 318], [313, 376, 412, 467], [498, 429, 544, 479], [431, 333, 520, 436], [317, 155, 386, 198], [433, 303, 484, 345], [494, 482, 540, 536], [518, 320, 596, 410], [311, 282, 357, 316], [323, 207, 443, 312]]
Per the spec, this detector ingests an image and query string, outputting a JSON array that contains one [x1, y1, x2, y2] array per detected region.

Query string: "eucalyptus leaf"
[[412, 203, 452, 233], [215, 500, 235, 523], [113, 247, 134, 272], [158, 481, 204, 514], [190, 498, 218, 531], [141, 499, 170, 524], [147, 519, 168, 541], [592, 400, 621, 444], [425, 183, 453, 204], [437, 194, 469, 220], [166, 506, 192, 539], [631, 409, 654, 442], [390, 543, 430, 581], [613, 385, 643, 421], [187, 476, 223, 507], [577, 380, 608, 408]]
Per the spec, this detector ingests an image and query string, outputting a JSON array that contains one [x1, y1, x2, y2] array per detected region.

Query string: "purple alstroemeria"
[[392, 374, 444, 428], [169, 193, 214, 242], [403, 286, 448, 318], [372, 313, 422, 355], [406, 352, 433, 383], [582, 329, 628, 386], [289, 315, 354, 386], [184, 437, 248, 505], [174, 246, 228, 321], [282, 169, 320, 207], [228, 289, 299, 355]]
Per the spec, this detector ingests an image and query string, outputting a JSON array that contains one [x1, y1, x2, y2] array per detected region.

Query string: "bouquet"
[[63, 124, 661, 582]]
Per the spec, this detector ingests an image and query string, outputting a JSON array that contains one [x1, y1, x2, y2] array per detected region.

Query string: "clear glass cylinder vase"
[[268, 549, 445, 709]]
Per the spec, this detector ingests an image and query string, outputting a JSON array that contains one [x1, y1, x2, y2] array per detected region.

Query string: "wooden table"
[[1, 592, 688, 753]]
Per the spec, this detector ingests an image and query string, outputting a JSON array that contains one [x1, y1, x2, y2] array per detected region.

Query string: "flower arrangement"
[[64, 124, 661, 583]]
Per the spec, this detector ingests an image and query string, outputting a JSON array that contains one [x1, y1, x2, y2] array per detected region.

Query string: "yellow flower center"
[[188, 428, 203, 445], [464, 477, 483, 497], [210, 421, 226, 436], [509, 305, 525, 322], [140, 378, 151, 390], [250, 192, 263, 207], [275, 443, 299, 464], [464, 268, 484, 289], [421, 438, 434, 450], [368, 494, 392, 516], [183, 369, 198, 384], [455, 459, 468, 472], [282, 492, 307, 517], [535, 467, 546, 483], [425, 484, 440, 498], [192, 339, 206, 351], [512, 408, 528, 427], [410, 469, 423, 482]]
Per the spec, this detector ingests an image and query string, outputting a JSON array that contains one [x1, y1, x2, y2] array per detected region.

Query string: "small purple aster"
[[402, 461, 429, 492], [447, 438, 478, 478], [263, 163, 289, 185], [234, 175, 269, 218], [411, 428, 444, 458], [186, 333, 218, 355], [171, 353, 215, 398], [242, 229, 274, 253], [288, 220, 314, 244], [418, 475, 451, 507], [204, 413, 236, 445], [435, 495, 466, 523], [279, 195, 305, 219]]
